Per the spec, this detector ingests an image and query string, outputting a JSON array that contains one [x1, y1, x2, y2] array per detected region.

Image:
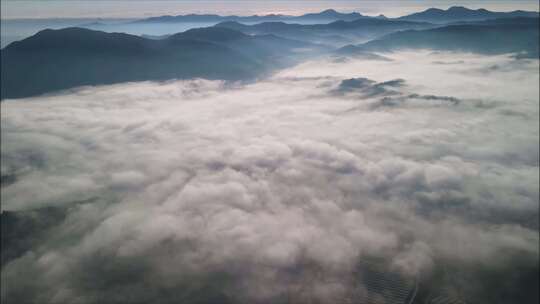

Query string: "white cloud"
[[1, 51, 538, 303]]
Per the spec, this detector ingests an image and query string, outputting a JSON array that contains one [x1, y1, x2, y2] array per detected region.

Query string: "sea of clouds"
[[1, 51, 538, 303]]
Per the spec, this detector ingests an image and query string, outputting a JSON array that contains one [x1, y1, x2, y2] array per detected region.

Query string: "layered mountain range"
[[135, 6, 538, 24], [1, 7, 539, 99], [397, 6, 538, 23], [1, 27, 325, 99], [339, 17, 539, 58], [214, 18, 433, 45], [134, 9, 374, 24]]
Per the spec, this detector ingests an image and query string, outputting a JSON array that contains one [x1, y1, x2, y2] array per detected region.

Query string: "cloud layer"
[[1, 51, 539, 303]]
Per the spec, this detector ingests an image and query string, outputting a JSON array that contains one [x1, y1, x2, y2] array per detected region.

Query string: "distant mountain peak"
[[447, 6, 469, 11], [398, 6, 538, 23], [321, 9, 338, 14], [306, 8, 362, 18], [15, 27, 110, 44]]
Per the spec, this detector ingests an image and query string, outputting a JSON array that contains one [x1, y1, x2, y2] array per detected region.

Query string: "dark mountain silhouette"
[[215, 18, 433, 46], [135, 9, 368, 24], [299, 9, 365, 22], [1, 27, 320, 99], [170, 27, 328, 62], [398, 6, 539, 23], [351, 17, 539, 58]]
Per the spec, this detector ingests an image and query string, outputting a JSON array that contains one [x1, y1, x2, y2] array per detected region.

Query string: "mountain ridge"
[[1, 27, 321, 99], [398, 6, 539, 23], [214, 18, 434, 46], [134, 8, 369, 24], [134, 7, 539, 25], [344, 17, 540, 58]]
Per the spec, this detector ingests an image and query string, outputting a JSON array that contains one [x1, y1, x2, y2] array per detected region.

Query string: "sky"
[[1, 0, 539, 19]]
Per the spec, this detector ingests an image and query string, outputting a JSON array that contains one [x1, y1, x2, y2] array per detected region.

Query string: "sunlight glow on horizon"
[[2, 0, 539, 19]]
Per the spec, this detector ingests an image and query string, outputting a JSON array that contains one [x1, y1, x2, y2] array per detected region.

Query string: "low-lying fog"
[[1, 51, 538, 303]]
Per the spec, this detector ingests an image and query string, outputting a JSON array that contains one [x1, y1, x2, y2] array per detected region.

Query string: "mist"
[[1, 50, 538, 303]]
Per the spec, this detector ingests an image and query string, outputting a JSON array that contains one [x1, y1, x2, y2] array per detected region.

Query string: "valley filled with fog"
[[2, 49, 538, 303]]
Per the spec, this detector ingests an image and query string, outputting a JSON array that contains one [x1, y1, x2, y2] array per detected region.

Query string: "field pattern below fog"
[[1, 51, 539, 303]]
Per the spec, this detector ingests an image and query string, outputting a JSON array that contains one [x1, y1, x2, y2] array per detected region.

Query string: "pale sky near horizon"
[[1, 0, 539, 19]]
